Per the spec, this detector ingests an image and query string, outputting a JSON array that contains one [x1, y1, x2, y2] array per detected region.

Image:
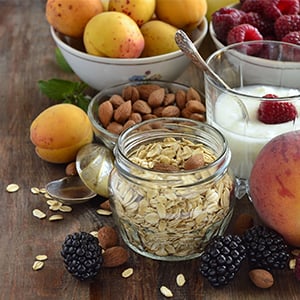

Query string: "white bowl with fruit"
[[47, 0, 208, 91]]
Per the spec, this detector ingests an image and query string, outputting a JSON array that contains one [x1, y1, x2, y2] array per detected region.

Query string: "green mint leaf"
[[55, 48, 73, 73], [38, 78, 81, 101]]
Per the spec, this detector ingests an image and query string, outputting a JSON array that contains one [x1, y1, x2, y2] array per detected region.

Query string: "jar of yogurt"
[[205, 40, 300, 198], [109, 118, 235, 261]]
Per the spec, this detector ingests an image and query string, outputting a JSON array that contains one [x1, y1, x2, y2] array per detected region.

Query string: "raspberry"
[[275, 14, 300, 40], [258, 96, 298, 124], [227, 24, 263, 51], [241, 0, 264, 13], [241, 12, 274, 36], [212, 8, 246, 44], [262, 0, 299, 21], [282, 31, 300, 45]]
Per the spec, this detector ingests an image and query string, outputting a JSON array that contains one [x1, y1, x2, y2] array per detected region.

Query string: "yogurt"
[[209, 85, 300, 180]]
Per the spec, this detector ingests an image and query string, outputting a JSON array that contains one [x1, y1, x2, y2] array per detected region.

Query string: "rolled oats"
[[111, 137, 234, 257]]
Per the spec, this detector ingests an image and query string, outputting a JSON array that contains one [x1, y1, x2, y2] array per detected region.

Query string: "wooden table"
[[1, 2, 300, 299]]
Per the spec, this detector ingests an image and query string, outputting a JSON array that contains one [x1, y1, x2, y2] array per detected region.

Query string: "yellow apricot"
[[30, 103, 93, 163], [46, 0, 103, 38]]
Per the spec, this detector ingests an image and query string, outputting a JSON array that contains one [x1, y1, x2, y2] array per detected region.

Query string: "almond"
[[136, 84, 161, 100], [65, 162, 77, 176], [129, 112, 142, 123], [109, 94, 125, 108], [102, 246, 129, 267], [249, 269, 274, 289], [152, 106, 164, 117], [132, 100, 152, 114], [99, 199, 111, 211], [186, 87, 201, 101], [175, 89, 187, 109], [184, 154, 205, 170], [98, 101, 113, 127], [163, 93, 176, 106], [181, 107, 192, 118], [147, 88, 165, 108], [122, 86, 140, 102], [98, 226, 119, 250], [114, 100, 132, 124], [142, 114, 157, 120], [161, 105, 180, 117], [106, 122, 123, 135], [185, 100, 206, 114], [123, 119, 136, 131], [189, 113, 206, 122]]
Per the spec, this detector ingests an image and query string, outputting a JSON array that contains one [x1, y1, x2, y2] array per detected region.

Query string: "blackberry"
[[61, 232, 103, 280], [199, 235, 247, 287], [242, 225, 289, 271]]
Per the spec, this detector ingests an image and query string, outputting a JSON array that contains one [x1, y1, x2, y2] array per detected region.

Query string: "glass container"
[[109, 118, 235, 261]]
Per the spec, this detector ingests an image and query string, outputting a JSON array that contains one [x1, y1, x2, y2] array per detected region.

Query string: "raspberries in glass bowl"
[[211, 0, 300, 47]]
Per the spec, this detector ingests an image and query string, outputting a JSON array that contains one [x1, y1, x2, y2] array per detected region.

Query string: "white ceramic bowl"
[[50, 18, 208, 91]]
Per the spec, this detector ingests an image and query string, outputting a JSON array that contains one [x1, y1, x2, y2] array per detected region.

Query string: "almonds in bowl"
[[87, 80, 206, 149]]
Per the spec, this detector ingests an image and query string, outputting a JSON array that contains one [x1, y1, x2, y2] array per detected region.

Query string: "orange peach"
[[249, 130, 300, 246], [30, 103, 93, 163]]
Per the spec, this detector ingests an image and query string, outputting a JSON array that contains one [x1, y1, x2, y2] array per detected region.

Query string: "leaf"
[[55, 48, 73, 73], [38, 79, 81, 101]]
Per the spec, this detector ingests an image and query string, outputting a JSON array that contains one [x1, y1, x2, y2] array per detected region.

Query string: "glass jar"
[[109, 118, 235, 261]]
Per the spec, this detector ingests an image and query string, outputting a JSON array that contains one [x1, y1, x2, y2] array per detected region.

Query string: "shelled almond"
[[97, 84, 206, 135]]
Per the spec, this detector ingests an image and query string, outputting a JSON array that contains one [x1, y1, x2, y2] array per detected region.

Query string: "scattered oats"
[[289, 258, 296, 270], [89, 231, 98, 238], [30, 187, 40, 194], [32, 260, 44, 271], [35, 255, 48, 261], [96, 209, 112, 216], [46, 200, 58, 206], [6, 183, 20, 193], [176, 273, 186, 287], [49, 201, 63, 211], [39, 188, 47, 194], [122, 268, 133, 278], [44, 193, 53, 200], [160, 286, 173, 298], [32, 209, 46, 219], [59, 205, 72, 212], [48, 214, 64, 221]]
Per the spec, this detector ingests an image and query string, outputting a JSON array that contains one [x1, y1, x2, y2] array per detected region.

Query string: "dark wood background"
[[1, 1, 300, 299]]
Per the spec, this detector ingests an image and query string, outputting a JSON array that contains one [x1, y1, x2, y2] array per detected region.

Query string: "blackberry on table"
[[61, 232, 103, 280], [242, 225, 290, 271], [199, 235, 247, 287]]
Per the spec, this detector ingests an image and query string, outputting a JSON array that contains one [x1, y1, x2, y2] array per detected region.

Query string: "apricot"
[[155, 0, 207, 31], [46, 0, 103, 38], [109, 0, 155, 26], [30, 104, 93, 164], [83, 11, 144, 58], [249, 130, 300, 246], [140, 20, 179, 57]]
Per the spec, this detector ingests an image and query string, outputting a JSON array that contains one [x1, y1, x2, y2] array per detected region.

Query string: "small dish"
[[45, 176, 97, 205]]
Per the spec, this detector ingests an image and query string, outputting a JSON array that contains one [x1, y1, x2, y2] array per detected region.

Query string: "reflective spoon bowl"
[[45, 176, 97, 205]]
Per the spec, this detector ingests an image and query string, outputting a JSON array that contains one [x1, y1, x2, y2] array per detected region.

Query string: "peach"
[[46, 0, 103, 38], [249, 130, 300, 246], [155, 0, 207, 31], [30, 103, 93, 164], [83, 11, 144, 58]]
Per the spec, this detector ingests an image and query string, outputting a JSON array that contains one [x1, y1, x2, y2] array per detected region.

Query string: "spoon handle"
[[174, 30, 231, 91]]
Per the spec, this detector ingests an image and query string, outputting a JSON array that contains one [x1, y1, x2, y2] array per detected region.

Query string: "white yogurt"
[[209, 85, 300, 180]]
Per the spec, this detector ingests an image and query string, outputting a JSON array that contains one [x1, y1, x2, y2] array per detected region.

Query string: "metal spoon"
[[45, 176, 97, 205], [175, 29, 233, 91], [175, 29, 249, 120]]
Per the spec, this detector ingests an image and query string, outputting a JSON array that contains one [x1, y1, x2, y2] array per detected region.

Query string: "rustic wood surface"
[[1, 1, 300, 299]]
